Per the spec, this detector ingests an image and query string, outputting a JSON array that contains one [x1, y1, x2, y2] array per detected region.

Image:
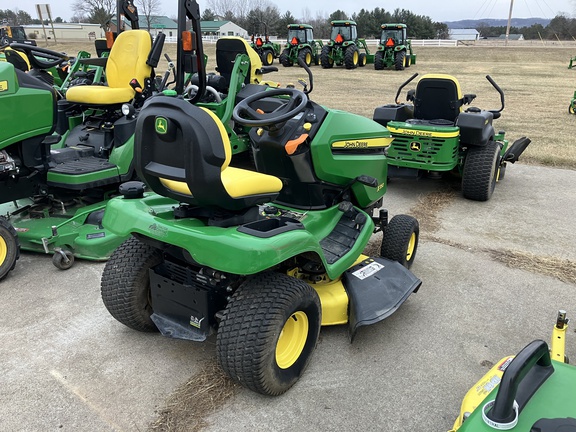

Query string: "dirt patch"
[[409, 187, 459, 234], [149, 362, 239, 432], [487, 249, 576, 285]]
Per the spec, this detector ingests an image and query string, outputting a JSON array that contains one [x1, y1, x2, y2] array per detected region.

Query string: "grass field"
[[41, 40, 576, 169]]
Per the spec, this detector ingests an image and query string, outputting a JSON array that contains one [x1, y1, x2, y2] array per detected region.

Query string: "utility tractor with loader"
[[320, 20, 373, 69], [249, 23, 280, 66], [279, 24, 323, 67], [374, 23, 416, 71], [373, 73, 530, 201], [99, 0, 422, 397]]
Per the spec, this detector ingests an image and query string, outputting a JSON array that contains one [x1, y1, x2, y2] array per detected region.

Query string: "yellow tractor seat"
[[66, 30, 152, 105], [135, 97, 282, 211], [216, 37, 264, 85], [412, 73, 464, 123]]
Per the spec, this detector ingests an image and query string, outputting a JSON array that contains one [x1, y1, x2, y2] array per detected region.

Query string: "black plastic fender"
[[344, 256, 421, 341]]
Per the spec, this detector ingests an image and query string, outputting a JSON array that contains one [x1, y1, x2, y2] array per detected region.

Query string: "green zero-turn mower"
[[279, 23, 323, 67], [374, 23, 416, 71], [320, 20, 374, 69], [450, 310, 576, 431], [373, 73, 531, 201], [99, 0, 422, 398]]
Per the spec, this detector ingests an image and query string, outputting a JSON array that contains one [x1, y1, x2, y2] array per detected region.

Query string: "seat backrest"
[[3, 48, 30, 72], [414, 74, 463, 122], [216, 37, 263, 85], [105, 29, 152, 89], [135, 96, 279, 211]]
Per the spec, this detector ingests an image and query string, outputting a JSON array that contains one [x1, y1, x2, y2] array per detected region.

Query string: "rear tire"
[[262, 49, 274, 66], [320, 45, 333, 68], [462, 141, 500, 201], [101, 237, 162, 332], [374, 50, 384, 70], [395, 51, 406, 70], [358, 53, 367, 67], [345, 46, 359, 69], [381, 215, 419, 269], [217, 272, 321, 396], [279, 48, 292, 67], [0, 217, 19, 281], [298, 48, 312, 67]]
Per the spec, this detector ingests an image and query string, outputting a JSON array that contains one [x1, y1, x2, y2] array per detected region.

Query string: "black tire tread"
[[374, 50, 384, 70], [100, 237, 162, 332], [344, 45, 358, 69], [381, 214, 419, 269], [279, 48, 292, 67], [0, 217, 20, 281], [217, 272, 321, 396], [462, 141, 500, 201], [395, 50, 406, 70], [320, 45, 333, 68]]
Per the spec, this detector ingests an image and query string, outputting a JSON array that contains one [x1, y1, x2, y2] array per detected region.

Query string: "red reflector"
[[105, 32, 114, 49], [256, 37, 263, 47], [385, 38, 395, 47], [335, 34, 344, 43], [182, 32, 192, 51], [291, 37, 298, 45]]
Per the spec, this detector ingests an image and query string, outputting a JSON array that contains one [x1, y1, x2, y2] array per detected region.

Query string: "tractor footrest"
[[320, 209, 366, 264], [48, 156, 115, 175]]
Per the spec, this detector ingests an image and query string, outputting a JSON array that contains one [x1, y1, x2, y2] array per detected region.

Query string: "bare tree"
[[71, 0, 115, 30], [136, 0, 163, 31]]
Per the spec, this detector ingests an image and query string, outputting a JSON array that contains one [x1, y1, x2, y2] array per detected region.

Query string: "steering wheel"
[[9, 43, 69, 70], [232, 88, 308, 128]]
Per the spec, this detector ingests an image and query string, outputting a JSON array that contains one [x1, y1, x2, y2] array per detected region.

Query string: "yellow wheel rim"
[[570, 104, 575, 114], [0, 235, 7, 265], [305, 53, 311, 65], [266, 52, 273, 64], [276, 311, 308, 369], [353, 51, 358, 64], [406, 232, 416, 261]]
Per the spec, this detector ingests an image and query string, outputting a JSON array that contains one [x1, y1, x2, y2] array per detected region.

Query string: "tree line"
[[3, 0, 576, 41]]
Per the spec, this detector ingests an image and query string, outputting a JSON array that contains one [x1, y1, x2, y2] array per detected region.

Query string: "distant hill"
[[445, 18, 550, 28]]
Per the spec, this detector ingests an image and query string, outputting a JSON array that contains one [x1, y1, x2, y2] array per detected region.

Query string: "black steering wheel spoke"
[[232, 88, 308, 128]]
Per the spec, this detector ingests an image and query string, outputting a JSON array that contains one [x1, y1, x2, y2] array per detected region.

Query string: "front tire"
[[101, 237, 163, 332], [381, 215, 419, 269], [358, 52, 367, 67], [0, 217, 19, 281], [217, 272, 322, 396], [462, 141, 500, 201]]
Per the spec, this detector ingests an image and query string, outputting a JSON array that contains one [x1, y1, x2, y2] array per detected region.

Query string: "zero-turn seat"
[[410, 73, 466, 124]]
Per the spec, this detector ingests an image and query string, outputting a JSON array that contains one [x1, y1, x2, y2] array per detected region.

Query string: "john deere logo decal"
[[155, 117, 168, 134], [0, 80, 8, 92], [410, 141, 421, 152]]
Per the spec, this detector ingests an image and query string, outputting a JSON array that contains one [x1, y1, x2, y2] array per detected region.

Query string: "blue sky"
[[6, 0, 575, 22]]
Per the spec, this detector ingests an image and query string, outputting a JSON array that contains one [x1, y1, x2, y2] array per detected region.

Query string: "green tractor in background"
[[279, 24, 323, 67], [374, 23, 416, 71], [249, 22, 281, 66], [320, 20, 373, 69]]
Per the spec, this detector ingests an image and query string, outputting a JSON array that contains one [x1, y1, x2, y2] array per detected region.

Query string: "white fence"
[[159, 36, 459, 47]]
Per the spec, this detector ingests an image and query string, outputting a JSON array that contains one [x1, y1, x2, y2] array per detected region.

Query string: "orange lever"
[[285, 134, 309, 155]]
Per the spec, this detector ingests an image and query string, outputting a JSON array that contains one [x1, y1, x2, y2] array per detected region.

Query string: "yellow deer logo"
[[155, 117, 168, 134], [410, 141, 421, 152]]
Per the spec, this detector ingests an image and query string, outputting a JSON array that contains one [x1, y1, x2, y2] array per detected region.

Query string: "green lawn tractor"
[[99, 16, 422, 396], [374, 23, 416, 71], [279, 24, 323, 67], [249, 23, 281, 66], [0, 27, 167, 279], [450, 310, 576, 431], [320, 20, 373, 69], [0, 0, 280, 281], [373, 73, 531, 201]]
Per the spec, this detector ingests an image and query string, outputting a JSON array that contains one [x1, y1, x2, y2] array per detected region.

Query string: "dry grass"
[[148, 361, 239, 432], [408, 187, 459, 233], [39, 40, 576, 168]]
